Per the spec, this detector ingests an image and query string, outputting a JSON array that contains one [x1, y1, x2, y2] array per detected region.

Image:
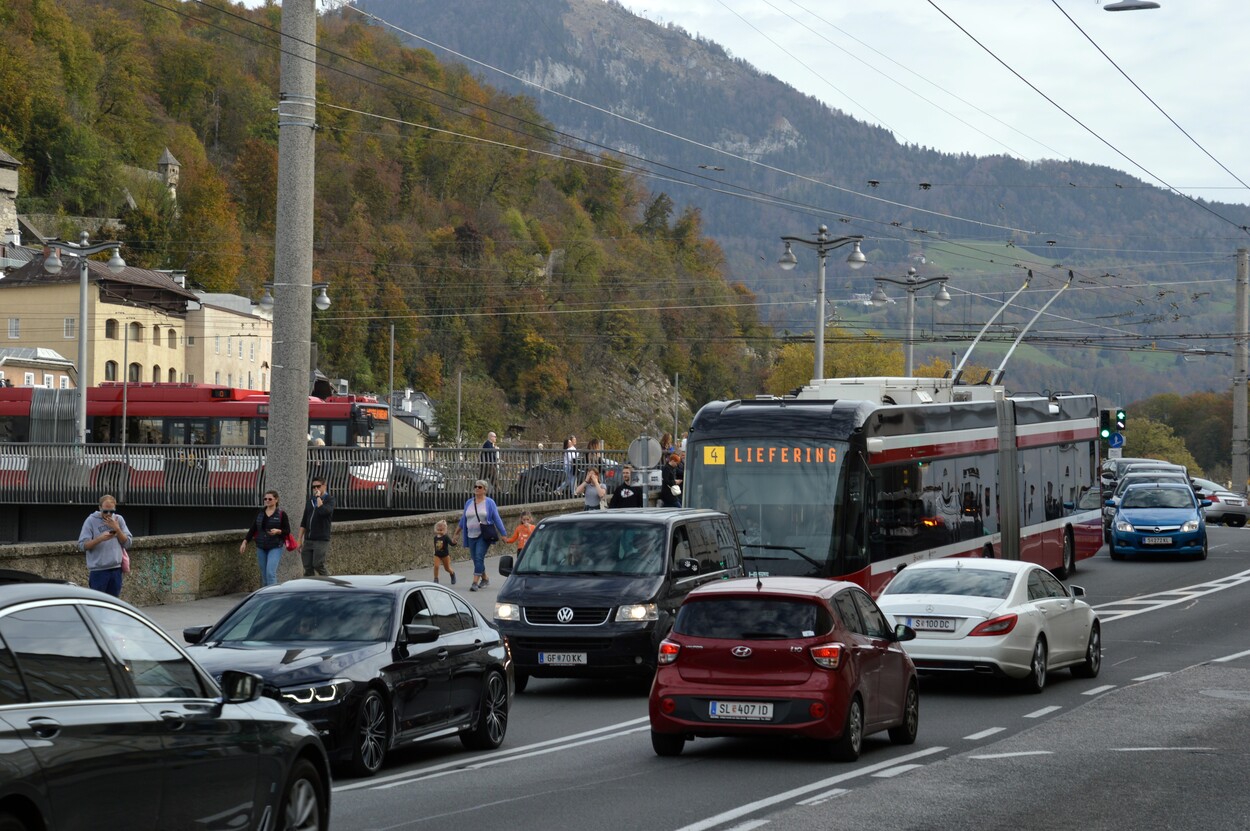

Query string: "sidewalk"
[[139, 551, 509, 638]]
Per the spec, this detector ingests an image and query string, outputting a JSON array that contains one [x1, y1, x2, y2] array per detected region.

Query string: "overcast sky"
[[618, 0, 1250, 206]]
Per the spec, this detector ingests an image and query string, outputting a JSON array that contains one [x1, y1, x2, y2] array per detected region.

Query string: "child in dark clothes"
[[433, 519, 457, 584]]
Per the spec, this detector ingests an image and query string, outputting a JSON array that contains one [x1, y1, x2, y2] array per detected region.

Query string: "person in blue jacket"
[[457, 479, 507, 592], [77, 494, 133, 597]]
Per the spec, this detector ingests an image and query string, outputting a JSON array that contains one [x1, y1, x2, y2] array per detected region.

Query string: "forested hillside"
[[0, 0, 781, 445], [356, 0, 1250, 402]]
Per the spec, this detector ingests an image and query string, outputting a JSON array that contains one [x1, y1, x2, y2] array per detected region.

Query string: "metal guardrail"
[[0, 444, 638, 511]]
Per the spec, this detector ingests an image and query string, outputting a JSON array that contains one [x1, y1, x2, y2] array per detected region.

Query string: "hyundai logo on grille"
[[556, 606, 575, 624], [731, 646, 753, 658]]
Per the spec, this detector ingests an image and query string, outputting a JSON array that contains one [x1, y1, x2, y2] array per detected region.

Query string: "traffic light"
[[1099, 410, 1112, 439], [1115, 407, 1127, 431]]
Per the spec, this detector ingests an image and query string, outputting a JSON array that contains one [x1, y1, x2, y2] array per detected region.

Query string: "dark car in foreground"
[[648, 577, 919, 761], [1108, 482, 1210, 561], [185, 575, 512, 777], [0, 582, 330, 830]]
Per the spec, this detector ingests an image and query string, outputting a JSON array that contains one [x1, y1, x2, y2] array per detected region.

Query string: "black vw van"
[[494, 508, 744, 692]]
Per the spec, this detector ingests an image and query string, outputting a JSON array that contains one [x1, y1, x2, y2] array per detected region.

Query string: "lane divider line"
[[1024, 706, 1062, 718]]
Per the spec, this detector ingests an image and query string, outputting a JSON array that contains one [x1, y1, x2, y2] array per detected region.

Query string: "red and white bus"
[[0, 383, 391, 494], [684, 377, 1103, 595]]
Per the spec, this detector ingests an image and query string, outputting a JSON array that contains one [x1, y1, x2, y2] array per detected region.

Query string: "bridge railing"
[[0, 444, 634, 510]]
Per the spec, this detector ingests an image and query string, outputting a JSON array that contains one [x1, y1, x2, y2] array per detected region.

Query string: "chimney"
[[3, 228, 17, 246]]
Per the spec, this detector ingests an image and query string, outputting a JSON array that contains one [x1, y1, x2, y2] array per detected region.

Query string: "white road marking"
[[725, 822, 770, 831], [1132, 672, 1170, 681], [1213, 648, 1250, 663], [964, 727, 1006, 741], [1082, 684, 1116, 695], [1093, 567, 1250, 622], [672, 747, 948, 831], [1023, 706, 1062, 718], [970, 751, 1053, 759], [796, 788, 849, 806], [333, 716, 650, 792], [872, 763, 924, 778], [1113, 747, 1216, 752]]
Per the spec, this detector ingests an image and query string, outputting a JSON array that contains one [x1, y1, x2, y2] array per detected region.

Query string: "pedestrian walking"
[[575, 466, 608, 510], [609, 465, 644, 508], [241, 489, 291, 587], [660, 452, 684, 508], [297, 476, 335, 576], [503, 511, 536, 558], [457, 479, 507, 592], [77, 494, 132, 597], [479, 430, 500, 489], [432, 519, 457, 584], [562, 435, 579, 496]]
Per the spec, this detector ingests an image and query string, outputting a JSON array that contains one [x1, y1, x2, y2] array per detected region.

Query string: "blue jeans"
[[565, 471, 578, 495], [467, 535, 490, 577], [257, 547, 282, 586], [88, 568, 123, 597]]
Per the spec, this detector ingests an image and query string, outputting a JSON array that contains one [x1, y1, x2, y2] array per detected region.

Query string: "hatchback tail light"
[[657, 639, 681, 666], [809, 643, 843, 669], [968, 614, 1018, 636]]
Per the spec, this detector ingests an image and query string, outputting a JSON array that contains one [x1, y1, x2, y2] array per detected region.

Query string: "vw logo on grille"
[[731, 646, 753, 658], [556, 606, 575, 624]]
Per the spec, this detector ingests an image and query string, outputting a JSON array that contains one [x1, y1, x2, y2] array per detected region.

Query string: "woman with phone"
[[77, 494, 132, 597]]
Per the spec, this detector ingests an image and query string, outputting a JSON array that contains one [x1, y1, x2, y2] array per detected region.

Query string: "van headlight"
[[495, 602, 521, 622], [615, 603, 658, 622], [280, 679, 352, 706]]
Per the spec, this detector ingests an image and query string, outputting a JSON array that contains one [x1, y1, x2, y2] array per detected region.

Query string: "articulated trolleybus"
[[684, 377, 1102, 595]]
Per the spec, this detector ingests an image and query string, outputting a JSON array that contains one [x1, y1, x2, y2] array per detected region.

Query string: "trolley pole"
[[1233, 248, 1249, 491]]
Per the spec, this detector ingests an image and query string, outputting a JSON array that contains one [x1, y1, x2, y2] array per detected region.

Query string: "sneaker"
[[432, 576, 440, 583], [480, 578, 490, 588], [450, 573, 457, 584], [469, 584, 478, 592]]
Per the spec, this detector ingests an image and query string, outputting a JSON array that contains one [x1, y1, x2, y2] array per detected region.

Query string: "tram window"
[[128, 418, 165, 444], [0, 417, 28, 443], [219, 419, 251, 447]]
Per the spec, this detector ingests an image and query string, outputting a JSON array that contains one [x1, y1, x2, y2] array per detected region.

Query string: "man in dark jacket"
[[609, 465, 644, 509], [298, 476, 336, 576]]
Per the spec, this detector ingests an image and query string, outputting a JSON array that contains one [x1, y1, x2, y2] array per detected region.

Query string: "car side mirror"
[[220, 670, 263, 704], [499, 555, 514, 577], [674, 557, 700, 575], [1201, 500, 1213, 509], [1104, 498, 1116, 507], [400, 624, 439, 646], [894, 623, 916, 642], [1070, 585, 1086, 598], [183, 625, 212, 645]]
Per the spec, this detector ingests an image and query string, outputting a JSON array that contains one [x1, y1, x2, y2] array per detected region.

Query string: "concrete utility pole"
[[1233, 248, 1248, 491], [269, 0, 317, 511]]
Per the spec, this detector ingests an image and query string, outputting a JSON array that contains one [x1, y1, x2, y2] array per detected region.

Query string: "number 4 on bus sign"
[[704, 446, 725, 465]]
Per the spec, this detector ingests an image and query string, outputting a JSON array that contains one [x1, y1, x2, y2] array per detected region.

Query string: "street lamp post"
[[43, 232, 126, 444], [870, 267, 951, 376], [778, 226, 867, 379]]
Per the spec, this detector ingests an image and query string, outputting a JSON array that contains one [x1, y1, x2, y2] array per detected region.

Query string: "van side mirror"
[[674, 557, 700, 575], [499, 555, 514, 576]]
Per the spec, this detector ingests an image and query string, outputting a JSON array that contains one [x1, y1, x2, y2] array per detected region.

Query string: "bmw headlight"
[[495, 602, 521, 622], [280, 678, 353, 706], [615, 603, 659, 622], [1115, 520, 1135, 533], [1181, 519, 1200, 533]]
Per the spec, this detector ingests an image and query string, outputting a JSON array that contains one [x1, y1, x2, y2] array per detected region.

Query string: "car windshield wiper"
[[741, 543, 823, 569]]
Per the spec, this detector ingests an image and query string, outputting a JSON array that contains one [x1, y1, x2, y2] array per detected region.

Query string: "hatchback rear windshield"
[[674, 598, 832, 640], [882, 567, 1013, 599]]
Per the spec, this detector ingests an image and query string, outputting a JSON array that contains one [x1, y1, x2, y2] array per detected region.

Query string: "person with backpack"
[[241, 489, 291, 586]]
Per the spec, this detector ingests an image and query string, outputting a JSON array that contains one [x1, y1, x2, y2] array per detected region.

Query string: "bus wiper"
[[741, 543, 822, 569]]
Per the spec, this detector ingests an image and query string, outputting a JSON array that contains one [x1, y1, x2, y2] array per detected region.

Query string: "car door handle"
[[27, 717, 60, 739], [436, 649, 449, 661], [159, 710, 188, 730]]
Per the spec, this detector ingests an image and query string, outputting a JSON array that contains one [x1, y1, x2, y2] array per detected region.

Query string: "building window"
[[23, 372, 34, 386], [168, 368, 176, 382], [227, 337, 232, 357], [64, 318, 76, 339], [215, 335, 220, 354], [43, 374, 53, 388], [128, 363, 141, 383], [227, 373, 233, 387], [214, 371, 221, 384], [104, 361, 118, 381], [247, 371, 253, 389], [186, 335, 195, 346], [167, 330, 177, 349], [249, 341, 255, 362], [187, 374, 195, 383], [105, 319, 119, 339], [7, 319, 18, 339], [59, 375, 69, 389], [238, 340, 244, 359], [129, 322, 143, 343], [151, 325, 160, 344]]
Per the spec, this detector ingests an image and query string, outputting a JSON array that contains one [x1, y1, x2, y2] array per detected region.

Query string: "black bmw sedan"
[[185, 575, 512, 777], [0, 580, 330, 831]]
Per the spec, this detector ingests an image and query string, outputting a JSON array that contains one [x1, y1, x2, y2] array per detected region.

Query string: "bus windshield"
[[686, 439, 848, 578]]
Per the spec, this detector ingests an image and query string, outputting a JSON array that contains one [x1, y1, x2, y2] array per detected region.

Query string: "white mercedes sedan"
[[876, 558, 1100, 693]]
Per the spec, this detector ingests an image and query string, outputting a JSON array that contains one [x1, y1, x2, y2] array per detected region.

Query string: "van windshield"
[[516, 523, 667, 576]]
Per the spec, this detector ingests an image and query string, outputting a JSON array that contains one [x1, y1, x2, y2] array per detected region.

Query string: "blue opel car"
[[1108, 482, 1210, 561]]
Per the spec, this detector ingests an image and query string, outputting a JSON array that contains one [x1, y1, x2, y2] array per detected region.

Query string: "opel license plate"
[[1142, 536, 1172, 545], [709, 700, 773, 720], [538, 652, 587, 666]]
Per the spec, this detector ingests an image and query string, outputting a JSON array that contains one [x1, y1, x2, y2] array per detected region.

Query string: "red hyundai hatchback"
[[649, 577, 919, 760]]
